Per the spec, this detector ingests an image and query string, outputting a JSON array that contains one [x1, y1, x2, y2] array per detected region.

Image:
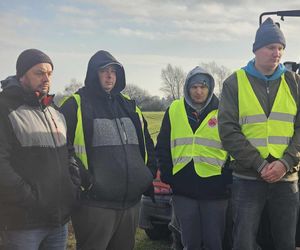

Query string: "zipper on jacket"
[[40, 105, 63, 225], [109, 96, 129, 208], [266, 80, 270, 117], [120, 119, 128, 144]]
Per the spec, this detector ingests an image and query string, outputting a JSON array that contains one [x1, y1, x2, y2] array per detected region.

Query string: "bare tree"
[[123, 84, 168, 111], [199, 62, 231, 96], [63, 78, 83, 95], [160, 64, 186, 100], [122, 83, 149, 107], [54, 78, 83, 106]]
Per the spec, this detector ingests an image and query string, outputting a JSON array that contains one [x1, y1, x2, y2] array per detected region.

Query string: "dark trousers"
[[71, 202, 140, 250], [172, 195, 228, 250], [232, 178, 299, 250]]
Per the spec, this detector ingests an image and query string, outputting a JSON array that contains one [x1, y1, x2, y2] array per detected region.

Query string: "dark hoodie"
[[156, 67, 231, 200], [60, 50, 156, 209], [0, 76, 77, 230]]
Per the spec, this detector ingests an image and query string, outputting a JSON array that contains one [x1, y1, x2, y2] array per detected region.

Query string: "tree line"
[[54, 61, 231, 111]]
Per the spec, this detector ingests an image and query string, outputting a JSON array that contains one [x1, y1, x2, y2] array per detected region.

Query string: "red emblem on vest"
[[208, 117, 217, 127]]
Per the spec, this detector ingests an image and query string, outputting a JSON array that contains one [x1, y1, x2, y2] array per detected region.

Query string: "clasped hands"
[[260, 160, 287, 183]]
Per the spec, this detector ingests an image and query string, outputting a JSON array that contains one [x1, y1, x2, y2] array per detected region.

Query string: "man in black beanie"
[[218, 17, 300, 250], [0, 49, 78, 250]]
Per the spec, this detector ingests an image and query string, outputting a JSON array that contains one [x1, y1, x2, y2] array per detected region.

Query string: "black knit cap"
[[16, 49, 53, 79]]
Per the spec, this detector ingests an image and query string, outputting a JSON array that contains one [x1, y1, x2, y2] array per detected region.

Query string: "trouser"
[[169, 198, 183, 250], [231, 178, 299, 250], [72, 202, 140, 250], [172, 195, 228, 250], [0, 223, 68, 250]]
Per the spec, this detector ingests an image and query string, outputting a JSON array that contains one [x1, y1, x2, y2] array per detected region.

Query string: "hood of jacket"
[[242, 59, 286, 80], [1, 75, 21, 90], [84, 50, 126, 96], [184, 66, 215, 113]]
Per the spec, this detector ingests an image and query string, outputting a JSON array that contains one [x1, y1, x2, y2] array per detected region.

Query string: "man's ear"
[[19, 75, 25, 84]]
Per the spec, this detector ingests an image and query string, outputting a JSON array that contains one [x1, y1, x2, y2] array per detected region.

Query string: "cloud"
[[0, 12, 42, 49], [57, 5, 97, 16]]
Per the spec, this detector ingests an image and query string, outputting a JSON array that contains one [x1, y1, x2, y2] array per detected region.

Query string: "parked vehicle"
[[139, 171, 172, 240]]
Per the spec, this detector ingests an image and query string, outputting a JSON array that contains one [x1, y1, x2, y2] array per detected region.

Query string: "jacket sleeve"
[[218, 73, 267, 172], [281, 72, 300, 171], [156, 108, 174, 184], [0, 112, 36, 207], [142, 115, 157, 177]]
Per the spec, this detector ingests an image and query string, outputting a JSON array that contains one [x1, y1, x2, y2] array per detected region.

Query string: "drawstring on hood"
[[84, 50, 126, 96], [184, 66, 215, 113]]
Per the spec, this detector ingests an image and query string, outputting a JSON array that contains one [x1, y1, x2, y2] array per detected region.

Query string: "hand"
[[78, 167, 93, 191], [69, 158, 81, 187], [260, 161, 287, 183], [69, 157, 93, 190]]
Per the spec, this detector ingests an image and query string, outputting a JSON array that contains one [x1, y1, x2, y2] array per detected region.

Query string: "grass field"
[[143, 111, 164, 143], [67, 112, 171, 249]]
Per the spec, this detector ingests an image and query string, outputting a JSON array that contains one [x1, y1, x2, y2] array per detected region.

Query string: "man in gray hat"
[[156, 66, 231, 250], [0, 49, 78, 250], [218, 17, 300, 250]]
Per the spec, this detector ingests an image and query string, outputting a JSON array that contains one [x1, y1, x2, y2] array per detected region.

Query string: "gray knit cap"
[[16, 49, 53, 79], [252, 17, 286, 52], [187, 74, 211, 90]]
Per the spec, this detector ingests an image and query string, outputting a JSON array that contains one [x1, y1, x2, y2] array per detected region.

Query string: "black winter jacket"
[[156, 96, 231, 200], [60, 50, 156, 209], [0, 78, 77, 230]]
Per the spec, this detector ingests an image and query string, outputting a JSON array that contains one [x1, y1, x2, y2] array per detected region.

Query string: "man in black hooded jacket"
[[60, 50, 156, 250]]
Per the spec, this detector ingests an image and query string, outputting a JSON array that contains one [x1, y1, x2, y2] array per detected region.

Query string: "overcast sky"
[[1, 0, 299, 96]]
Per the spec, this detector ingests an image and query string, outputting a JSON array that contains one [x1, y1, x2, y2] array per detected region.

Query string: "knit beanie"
[[187, 74, 211, 90], [16, 49, 53, 79], [252, 17, 286, 52]]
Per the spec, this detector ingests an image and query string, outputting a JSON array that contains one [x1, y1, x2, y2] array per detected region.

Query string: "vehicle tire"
[[145, 224, 171, 240]]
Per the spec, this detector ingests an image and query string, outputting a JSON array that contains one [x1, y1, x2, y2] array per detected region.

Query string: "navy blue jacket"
[[156, 95, 231, 200]]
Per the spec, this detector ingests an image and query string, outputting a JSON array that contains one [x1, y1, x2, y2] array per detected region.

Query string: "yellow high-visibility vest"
[[65, 94, 148, 169], [169, 98, 227, 177], [237, 69, 297, 158], [122, 94, 148, 164]]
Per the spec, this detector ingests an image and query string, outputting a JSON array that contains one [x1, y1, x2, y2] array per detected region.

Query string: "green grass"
[[67, 111, 169, 249], [67, 226, 171, 250], [134, 228, 171, 250], [143, 111, 164, 143]]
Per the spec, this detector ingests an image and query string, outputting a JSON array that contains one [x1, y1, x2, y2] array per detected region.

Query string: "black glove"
[[69, 157, 81, 187], [143, 183, 156, 203], [69, 157, 93, 191]]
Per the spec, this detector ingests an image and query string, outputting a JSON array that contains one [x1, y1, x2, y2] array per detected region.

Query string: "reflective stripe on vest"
[[237, 69, 296, 158], [169, 98, 227, 178]]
